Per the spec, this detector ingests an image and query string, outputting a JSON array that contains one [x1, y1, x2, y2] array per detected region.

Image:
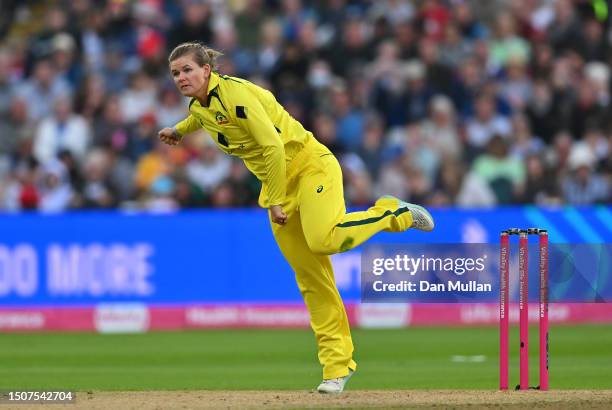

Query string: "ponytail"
[[168, 42, 223, 70]]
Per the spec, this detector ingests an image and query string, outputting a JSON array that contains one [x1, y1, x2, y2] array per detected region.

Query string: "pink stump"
[[539, 231, 549, 390], [519, 232, 529, 390], [500, 232, 510, 390]]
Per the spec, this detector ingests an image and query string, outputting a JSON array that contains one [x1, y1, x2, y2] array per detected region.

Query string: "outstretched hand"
[[270, 205, 287, 225], [158, 127, 182, 146]]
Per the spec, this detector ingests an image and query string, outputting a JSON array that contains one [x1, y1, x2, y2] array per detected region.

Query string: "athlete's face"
[[169, 54, 211, 98]]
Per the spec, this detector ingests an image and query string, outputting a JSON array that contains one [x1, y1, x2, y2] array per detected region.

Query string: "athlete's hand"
[[158, 127, 182, 146], [270, 205, 287, 225]]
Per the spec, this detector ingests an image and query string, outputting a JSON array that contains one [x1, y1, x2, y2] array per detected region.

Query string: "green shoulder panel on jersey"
[[220, 74, 243, 83]]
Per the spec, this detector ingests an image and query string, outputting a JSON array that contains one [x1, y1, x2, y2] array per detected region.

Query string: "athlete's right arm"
[[174, 114, 200, 136], [160, 114, 200, 145], [158, 127, 182, 145]]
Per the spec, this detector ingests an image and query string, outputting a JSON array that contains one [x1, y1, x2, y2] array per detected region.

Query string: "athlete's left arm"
[[229, 83, 286, 207]]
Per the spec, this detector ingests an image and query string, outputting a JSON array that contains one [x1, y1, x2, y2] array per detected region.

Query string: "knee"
[[306, 234, 336, 255]]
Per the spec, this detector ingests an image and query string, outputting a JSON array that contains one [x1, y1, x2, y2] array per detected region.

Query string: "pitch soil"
[[17, 390, 612, 409]]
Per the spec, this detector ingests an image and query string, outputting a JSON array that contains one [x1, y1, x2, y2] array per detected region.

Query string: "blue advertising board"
[[0, 207, 610, 306]]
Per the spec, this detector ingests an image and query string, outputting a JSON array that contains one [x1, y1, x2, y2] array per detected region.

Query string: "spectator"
[[92, 95, 130, 153], [311, 112, 342, 154], [157, 86, 188, 129], [80, 148, 117, 208], [488, 12, 530, 71], [33, 94, 91, 165], [358, 114, 385, 180], [144, 175, 179, 212], [104, 145, 136, 203], [405, 123, 439, 184], [100, 46, 131, 94], [580, 19, 606, 62], [439, 23, 472, 67], [547, 0, 583, 54], [256, 19, 284, 75], [452, 56, 485, 117], [224, 160, 260, 207], [375, 142, 411, 201], [271, 42, 310, 94], [134, 139, 175, 195], [418, 0, 450, 42], [0, 49, 13, 116], [80, 9, 107, 72], [371, 57, 410, 127], [369, 0, 415, 28], [38, 159, 73, 213], [430, 159, 464, 206], [50, 32, 82, 88], [518, 154, 562, 205], [0, 96, 34, 158], [173, 173, 205, 208], [509, 112, 544, 160], [210, 180, 236, 208], [166, 0, 213, 51], [213, 24, 256, 78], [75, 74, 107, 121], [394, 21, 419, 60], [331, 81, 365, 152], [234, 0, 266, 51], [420, 95, 461, 161], [404, 60, 433, 123], [27, 7, 79, 69], [419, 38, 453, 96], [119, 72, 157, 124], [341, 153, 373, 207], [455, 170, 497, 207], [525, 80, 557, 143], [453, 2, 487, 40], [298, 19, 326, 61], [472, 135, 525, 204], [567, 78, 608, 140], [16, 58, 71, 122], [499, 56, 532, 110], [2, 157, 39, 211], [326, 17, 372, 77], [465, 94, 512, 154], [57, 149, 84, 201], [562, 143, 609, 204], [530, 42, 554, 79], [126, 112, 157, 162], [185, 138, 232, 197]]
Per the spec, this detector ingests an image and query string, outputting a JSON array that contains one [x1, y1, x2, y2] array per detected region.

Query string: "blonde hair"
[[168, 42, 223, 70]]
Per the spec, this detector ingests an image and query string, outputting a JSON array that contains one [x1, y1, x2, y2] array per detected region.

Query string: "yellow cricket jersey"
[[174, 71, 311, 206]]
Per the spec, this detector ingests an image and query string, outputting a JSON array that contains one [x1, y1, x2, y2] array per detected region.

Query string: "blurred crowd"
[[0, 0, 610, 212]]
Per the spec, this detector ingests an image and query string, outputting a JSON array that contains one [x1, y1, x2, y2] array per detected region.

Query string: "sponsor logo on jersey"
[[216, 111, 229, 125]]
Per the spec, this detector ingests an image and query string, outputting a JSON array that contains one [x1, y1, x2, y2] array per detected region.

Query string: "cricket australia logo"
[[215, 111, 229, 125]]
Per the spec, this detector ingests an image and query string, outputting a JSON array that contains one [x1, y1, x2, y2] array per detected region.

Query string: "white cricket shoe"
[[377, 195, 435, 232], [401, 201, 435, 232], [317, 369, 354, 394]]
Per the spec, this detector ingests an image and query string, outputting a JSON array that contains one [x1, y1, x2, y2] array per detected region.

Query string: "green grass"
[[0, 325, 611, 390]]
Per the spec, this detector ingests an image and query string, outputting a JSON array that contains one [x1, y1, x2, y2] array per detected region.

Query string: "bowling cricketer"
[[158, 42, 435, 394]]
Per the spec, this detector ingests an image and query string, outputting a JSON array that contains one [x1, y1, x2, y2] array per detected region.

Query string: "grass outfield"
[[1, 325, 611, 391]]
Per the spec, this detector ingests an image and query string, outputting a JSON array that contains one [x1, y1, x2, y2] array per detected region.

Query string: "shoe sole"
[[317, 370, 354, 394], [399, 201, 435, 232]]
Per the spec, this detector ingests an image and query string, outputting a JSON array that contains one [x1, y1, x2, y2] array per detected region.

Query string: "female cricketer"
[[158, 42, 435, 394]]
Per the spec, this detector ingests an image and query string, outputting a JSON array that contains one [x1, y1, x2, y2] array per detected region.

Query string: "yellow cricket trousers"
[[268, 136, 413, 379]]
